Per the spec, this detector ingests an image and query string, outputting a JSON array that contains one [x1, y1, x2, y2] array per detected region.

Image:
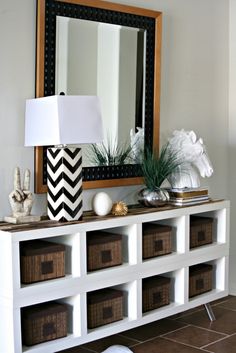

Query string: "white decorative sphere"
[[92, 192, 113, 216], [102, 345, 133, 353]]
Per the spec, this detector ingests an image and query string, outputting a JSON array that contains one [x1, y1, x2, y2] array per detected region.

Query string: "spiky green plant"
[[141, 143, 183, 190], [88, 140, 133, 166]]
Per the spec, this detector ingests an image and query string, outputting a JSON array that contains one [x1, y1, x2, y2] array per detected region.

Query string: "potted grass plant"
[[138, 142, 183, 207]]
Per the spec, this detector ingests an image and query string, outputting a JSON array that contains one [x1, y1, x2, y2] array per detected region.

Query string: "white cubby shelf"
[[0, 200, 230, 353]]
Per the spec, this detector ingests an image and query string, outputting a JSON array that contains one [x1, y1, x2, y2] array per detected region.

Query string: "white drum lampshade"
[[25, 95, 103, 221]]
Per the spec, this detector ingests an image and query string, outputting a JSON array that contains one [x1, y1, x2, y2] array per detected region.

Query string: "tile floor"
[[59, 296, 236, 353]]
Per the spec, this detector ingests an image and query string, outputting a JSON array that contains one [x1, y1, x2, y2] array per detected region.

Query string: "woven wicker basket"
[[142, 223, 172, 259], [190, 216, 213, 249], [142, 275, 171, 312], [189, 264, 213, 298], [87, 288, 123, 328], [87, 231, 122, 271], [21, 302, 68, 346], [20, 240, 65, 284]]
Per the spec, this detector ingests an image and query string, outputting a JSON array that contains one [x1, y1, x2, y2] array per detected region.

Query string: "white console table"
[[0, 200, 230, 353]]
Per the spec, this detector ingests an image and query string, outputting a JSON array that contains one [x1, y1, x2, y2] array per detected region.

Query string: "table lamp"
[[25, 95, 103, 221]]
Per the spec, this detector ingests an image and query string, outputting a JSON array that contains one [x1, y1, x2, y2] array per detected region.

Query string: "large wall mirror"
[[35, 0, 162, 193]]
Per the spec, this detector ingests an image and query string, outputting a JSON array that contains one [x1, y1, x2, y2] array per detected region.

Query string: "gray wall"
[[0, 0, 233, 290]]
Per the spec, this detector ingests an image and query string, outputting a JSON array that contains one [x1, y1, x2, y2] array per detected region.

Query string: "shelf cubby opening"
[[86, 284, 127, 331], [86, 224, 138, 273], [141, 267, 186, 317], [19, 237, 69, 286], [114, 281, 138, 321], [191, 208, 227, 245], [20, 296, 74, 348], [19, 232, 85, 286], [189, 261, 215, 300], [45, 233, 84, 277], [105, 224, 138, 265], [142, 271, 174, 314], [204, 257, 227, 292], [144, 216, 186, 256]]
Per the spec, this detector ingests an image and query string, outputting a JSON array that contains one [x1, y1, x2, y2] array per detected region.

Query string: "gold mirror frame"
[[35, 0, 162, 193]]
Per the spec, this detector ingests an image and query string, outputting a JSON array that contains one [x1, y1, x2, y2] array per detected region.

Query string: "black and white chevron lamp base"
[[47, 147, 83, 221]]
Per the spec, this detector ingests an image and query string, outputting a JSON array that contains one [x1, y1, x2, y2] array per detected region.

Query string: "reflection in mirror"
[[56, 16, 145, 167]]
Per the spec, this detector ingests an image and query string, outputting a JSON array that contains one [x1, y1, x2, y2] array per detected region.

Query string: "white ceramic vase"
[[92, 192, 113, 216]]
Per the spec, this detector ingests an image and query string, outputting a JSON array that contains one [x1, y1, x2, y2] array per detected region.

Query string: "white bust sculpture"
[[167, 129, 213, 189]]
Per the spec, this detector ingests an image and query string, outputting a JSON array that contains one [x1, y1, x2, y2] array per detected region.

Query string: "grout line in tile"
[[125, 324, 190, 347], [117, 333, 142, 343], [201, 332, 236, 349], [170, 298, 235, 321], [118, 334, 154, 345], [128, 341, 147, 348], [211, 299, 231, 307], [160, 324, 191, 337], [120, 318, 233, 351], [128, 335, 166, 348], [160, 336, 214, 352], [123, 323, 234, 352], [210, 296, 233, 306], [190, 324, 230, 336], [213, 306, 236, 314], [161, 323, 230, 349], [200, 348, 214, 353], [216, 306, 236, 312], [169, 307, 205, 320]]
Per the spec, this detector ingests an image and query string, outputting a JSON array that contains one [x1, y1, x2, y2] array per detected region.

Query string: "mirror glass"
[[55, 17, 145, 167]]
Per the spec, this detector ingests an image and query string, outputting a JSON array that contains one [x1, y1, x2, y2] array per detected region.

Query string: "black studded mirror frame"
[[35, 0, 162, 193]]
